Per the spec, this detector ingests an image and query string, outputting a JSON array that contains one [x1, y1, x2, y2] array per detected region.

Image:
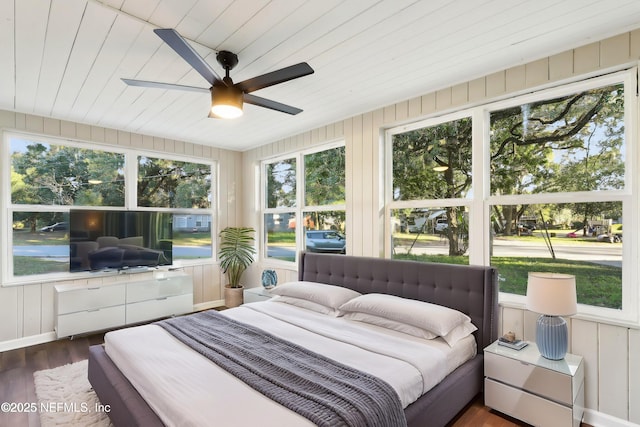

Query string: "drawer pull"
[[87, 308, 100, 312], [156, 297, 168, 300], [87, 287, 101, 290]]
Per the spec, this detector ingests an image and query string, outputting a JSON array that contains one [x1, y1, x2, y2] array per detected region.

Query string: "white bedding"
[[104, 301, 476, 427]]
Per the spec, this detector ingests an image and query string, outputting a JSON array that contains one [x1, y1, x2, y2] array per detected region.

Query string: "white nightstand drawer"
[[55, 284, 126, 315], [243, 287, 273, 303], [485, 350, 575, 405], [56, 305, 125, 337], [485, 378, 582, 427]]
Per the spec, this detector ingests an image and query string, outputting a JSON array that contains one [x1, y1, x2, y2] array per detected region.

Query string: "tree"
[[266, 159, 297, 208], [490, 84, 624, 233], [138, 157, 210, 208], [392, 117, 472, 255], [304, 147, 345, 206], [11, 141, 125, 208], [391, 83, 625, 255]]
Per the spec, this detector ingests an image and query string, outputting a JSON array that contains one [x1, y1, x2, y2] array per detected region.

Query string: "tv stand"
[[54, 271, 193, 338]]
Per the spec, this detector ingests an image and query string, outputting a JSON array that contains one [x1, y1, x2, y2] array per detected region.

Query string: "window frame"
[[261, 140, 346, 267], [2, 131, 217, 286], [384, 110, 481, 264], [385, 69, 639, 325]]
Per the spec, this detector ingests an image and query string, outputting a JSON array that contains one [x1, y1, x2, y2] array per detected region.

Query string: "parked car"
[[40, 222, 68, 232], [305, 230, 346, 253], [434, 218, 448, 232], [597, 233, 622, 243], [517, 222, 536, 232]]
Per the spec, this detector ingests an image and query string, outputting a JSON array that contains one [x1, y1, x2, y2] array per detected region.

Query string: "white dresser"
[[484, 340, 584, 427], [54, 271, 193, 338]]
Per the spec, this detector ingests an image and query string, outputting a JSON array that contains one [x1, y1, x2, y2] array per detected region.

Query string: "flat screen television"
[[69, 209, 173, 272]]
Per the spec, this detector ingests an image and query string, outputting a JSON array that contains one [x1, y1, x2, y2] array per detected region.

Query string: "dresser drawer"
[[125, 293, 193, 324], [485, 378, 577, 427], [55, 284, 126, 315], [56, 305, 125, 337], [485, 350, 577, 405], [126, 274, 192, 303]]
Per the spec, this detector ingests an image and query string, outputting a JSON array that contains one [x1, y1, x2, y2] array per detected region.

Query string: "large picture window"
[[387, 70, 635, 322], [489, 82, 626, 312], [262, 144, 346, 263], [4, 133, 215, 283]]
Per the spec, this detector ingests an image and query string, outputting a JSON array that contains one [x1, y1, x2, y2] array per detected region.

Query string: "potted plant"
[[218, 226, 256, 307]]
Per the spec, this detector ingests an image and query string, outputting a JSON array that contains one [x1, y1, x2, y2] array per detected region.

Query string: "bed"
[[88, 252, 498, 427]]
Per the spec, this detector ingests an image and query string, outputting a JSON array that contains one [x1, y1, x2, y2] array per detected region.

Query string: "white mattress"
[[104, 301, 477, 427]]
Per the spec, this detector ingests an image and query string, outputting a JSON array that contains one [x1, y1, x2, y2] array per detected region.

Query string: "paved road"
[[13, 245, 212, 258], [15, 240, 623, 268], [397, 238, 622, 267]]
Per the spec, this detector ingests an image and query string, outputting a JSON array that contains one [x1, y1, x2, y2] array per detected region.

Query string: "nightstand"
[[243, 287, 274, 303], [484, 341, 584, 427]]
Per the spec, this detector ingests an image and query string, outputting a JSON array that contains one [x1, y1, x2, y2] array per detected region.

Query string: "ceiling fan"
[[122, 28, 314, 119]]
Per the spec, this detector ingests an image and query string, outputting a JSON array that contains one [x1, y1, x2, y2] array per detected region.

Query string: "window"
[[4, 133, 215, 283], [11, 138, 125, 206], [263, 158, 297, 262], [138, 156, 211, 208], [387, 70, 636, 322], [262, 144, 346, 263], [387, 115, 472, 265], [489, 80, 627, 313]]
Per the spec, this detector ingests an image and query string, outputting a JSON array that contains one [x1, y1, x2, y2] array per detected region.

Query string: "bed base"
[[89, 252, 498, 427]]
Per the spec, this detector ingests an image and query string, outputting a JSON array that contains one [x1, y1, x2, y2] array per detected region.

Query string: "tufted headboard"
[[298, 252, 498, 351]]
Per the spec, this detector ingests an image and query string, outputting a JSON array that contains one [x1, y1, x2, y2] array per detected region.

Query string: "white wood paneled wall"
[[243, 30, 640, 424], [0, 110, 242, 347]]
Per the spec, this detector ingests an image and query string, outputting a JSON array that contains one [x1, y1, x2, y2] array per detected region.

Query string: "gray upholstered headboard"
[[298, 252, 498, 351]]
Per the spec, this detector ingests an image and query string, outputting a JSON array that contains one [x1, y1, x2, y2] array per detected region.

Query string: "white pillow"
[[271, 295, 339, 316], [343, 311, 477, 346], [343, 312, 438, 340], [441, 321, 477, 346], [270, 281, 361, 310], [339, 293, 471, 337]]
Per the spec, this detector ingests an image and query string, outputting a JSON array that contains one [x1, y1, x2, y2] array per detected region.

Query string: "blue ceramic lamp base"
[[536, 315, 568, 360]]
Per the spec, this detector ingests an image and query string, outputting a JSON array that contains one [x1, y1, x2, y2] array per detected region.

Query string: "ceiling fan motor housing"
[[216, 50, 239, 72]]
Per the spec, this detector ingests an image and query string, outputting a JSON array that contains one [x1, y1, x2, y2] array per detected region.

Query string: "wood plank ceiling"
[[1, 0, 640, 151]]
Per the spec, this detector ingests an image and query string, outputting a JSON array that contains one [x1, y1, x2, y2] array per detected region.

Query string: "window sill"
[[499, 295, 640, 330]]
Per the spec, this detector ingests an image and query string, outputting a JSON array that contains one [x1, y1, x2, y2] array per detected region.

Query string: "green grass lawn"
[[393, 253, 621, 309]]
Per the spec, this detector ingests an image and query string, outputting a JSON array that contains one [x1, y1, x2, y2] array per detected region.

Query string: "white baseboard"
[[584, 409, 640, 427], [0, 302, 227, 353], [0, 332, 57, 352]]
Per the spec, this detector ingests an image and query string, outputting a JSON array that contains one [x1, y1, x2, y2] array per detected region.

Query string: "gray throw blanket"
[[157, 310, 407, 427]]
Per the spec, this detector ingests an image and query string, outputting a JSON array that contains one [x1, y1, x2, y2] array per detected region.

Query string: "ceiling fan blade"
[[236, 63, 314, 93], [121, 78, 210, 93], [153, 28, 224, 86], [243, 93, 303, 115]]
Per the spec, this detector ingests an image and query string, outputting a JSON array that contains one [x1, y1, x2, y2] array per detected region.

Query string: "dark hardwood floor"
[[0, 334, 569, 427], [0, 333, 105, 427]]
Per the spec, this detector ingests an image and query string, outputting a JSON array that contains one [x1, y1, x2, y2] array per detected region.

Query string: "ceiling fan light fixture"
[[211, 85, 243, 119]]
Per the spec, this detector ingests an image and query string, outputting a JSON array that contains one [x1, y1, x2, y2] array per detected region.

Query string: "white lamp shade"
[[526, 272, 577, 316]]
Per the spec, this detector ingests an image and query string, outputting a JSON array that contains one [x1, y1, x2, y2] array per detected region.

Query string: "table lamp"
[[526, 272, 577, 360]]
